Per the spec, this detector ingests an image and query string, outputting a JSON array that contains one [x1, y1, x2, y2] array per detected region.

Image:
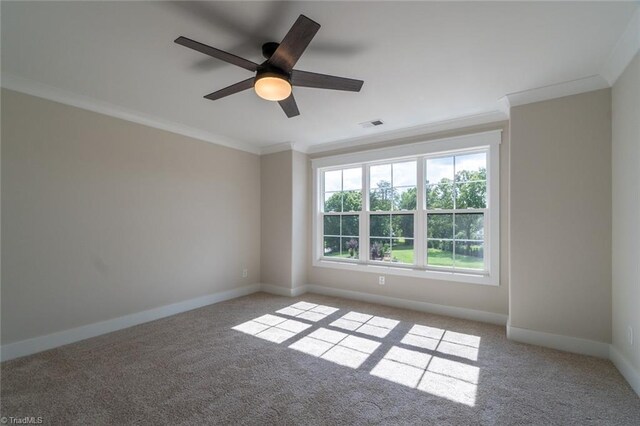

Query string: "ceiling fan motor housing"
[[258, 42, 291, 83], [255, 63, 291, 84]]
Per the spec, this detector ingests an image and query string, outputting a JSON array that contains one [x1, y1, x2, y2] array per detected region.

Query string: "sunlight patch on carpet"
[[370, 344, 479, 406], [289, 327, 380, 369], [403, 325, 479, 361], [330, 311, 399, 338], [232, 315, 311, 344], [275, 302, 339, 322], [232, 301, 481, 406]]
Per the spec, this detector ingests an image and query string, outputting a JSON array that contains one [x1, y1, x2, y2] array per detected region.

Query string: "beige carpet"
[[1, 292, 639, 425]]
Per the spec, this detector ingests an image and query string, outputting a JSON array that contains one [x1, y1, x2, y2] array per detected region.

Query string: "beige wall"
[[509, 89, 612, 343], [260, 149, 309, 290], [0, 80, 625, 357], [260, 150, 293, 288], [291, 150, 309, 289], [1, 89, 261, 344], [307, 123, 510, 316], [612, 53, 640, 370]]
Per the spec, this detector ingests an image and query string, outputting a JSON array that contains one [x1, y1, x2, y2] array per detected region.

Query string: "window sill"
[[312, 258, 499, 286]]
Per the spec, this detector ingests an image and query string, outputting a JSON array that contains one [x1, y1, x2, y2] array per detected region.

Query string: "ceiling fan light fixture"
[[254, 74, 292, 101]]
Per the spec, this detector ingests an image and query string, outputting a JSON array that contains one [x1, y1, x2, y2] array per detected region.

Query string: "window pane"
[[426, 183, 454, 209], [455, 152, 486, 183], [392, 214, 414, 238], [393, 161, 417, 186], [370, 214, 391, 237], [370, 189, 393, 211], [342, 237, 359, 259], [323, 215, 340, 236], [427, 214, 453, 239], [391, 238, 414, 264], [324, 192, 342, 212], [454, 241, 484, 270], [426, 157, 454, 185], [342, 215, 359, 236], [343, 168, 362, 191], [370, 238, 391, 261], [455, 213, 484, 240], [370, 164, 392, 190], [325, 170, 342, 192], [324, 237, 341, 257], [395, 187, 417, 210], [427, 240, 453, 267], [342, 190, 362, 212], [455, 182, 486, 209]]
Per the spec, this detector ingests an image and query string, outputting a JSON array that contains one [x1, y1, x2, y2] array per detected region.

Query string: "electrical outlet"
[[242, 268, 248, 278], [378, 276, 385, 285], [628, 326, 634, 346]]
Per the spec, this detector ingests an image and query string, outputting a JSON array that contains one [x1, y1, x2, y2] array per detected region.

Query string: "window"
[[322, 167, 362, 259], [425, 152, 486, 271], [369, 161, 416, 264], [313, 130, 500, 285]]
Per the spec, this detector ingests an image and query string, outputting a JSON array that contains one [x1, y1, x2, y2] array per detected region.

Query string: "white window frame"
[[312, 130, 501, 286]]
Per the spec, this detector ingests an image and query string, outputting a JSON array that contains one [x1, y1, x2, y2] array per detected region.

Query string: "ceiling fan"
[[175, 14, 364, 118]]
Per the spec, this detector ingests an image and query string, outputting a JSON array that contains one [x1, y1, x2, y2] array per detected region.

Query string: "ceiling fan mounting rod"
[[261, 42, 280, 59]]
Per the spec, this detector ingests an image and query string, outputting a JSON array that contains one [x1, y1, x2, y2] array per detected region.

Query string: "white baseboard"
[[610, 345, 640, 397], [291, 285, 309, 297], [259, 283, 290, 296], [304, 284, 508, 326], [0, 283, 261, 362], [259, 283, 310, 297], [3, 281, 638, 398], [260, 283, 296, 297], [260, 283, 508, 326], [506, 322, 610, 358]]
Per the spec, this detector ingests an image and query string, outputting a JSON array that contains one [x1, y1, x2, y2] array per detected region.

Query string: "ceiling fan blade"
[[268, 15, 320, 72], [175, 36, 258, 72], [278, 94, 300, 118], [291, 70, 364, 92], [204, 78, 255, 101]]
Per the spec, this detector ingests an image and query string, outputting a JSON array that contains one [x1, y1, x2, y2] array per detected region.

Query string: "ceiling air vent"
[[360, 119, 384, 128]]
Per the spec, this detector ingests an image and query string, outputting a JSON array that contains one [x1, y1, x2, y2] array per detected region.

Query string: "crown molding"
[[0, 74, 262, 155], [502, 75, 610, 109], [497, 96, 511, 118], [260, 142, 295, 155], [305, 110, 508, 155], [6, 2, 638, 159], [260, 141, 310, 155], [601, 5, 640, 86]]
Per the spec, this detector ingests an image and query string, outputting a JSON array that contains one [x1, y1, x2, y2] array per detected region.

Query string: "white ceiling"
[[2, 1, 637, 153]]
